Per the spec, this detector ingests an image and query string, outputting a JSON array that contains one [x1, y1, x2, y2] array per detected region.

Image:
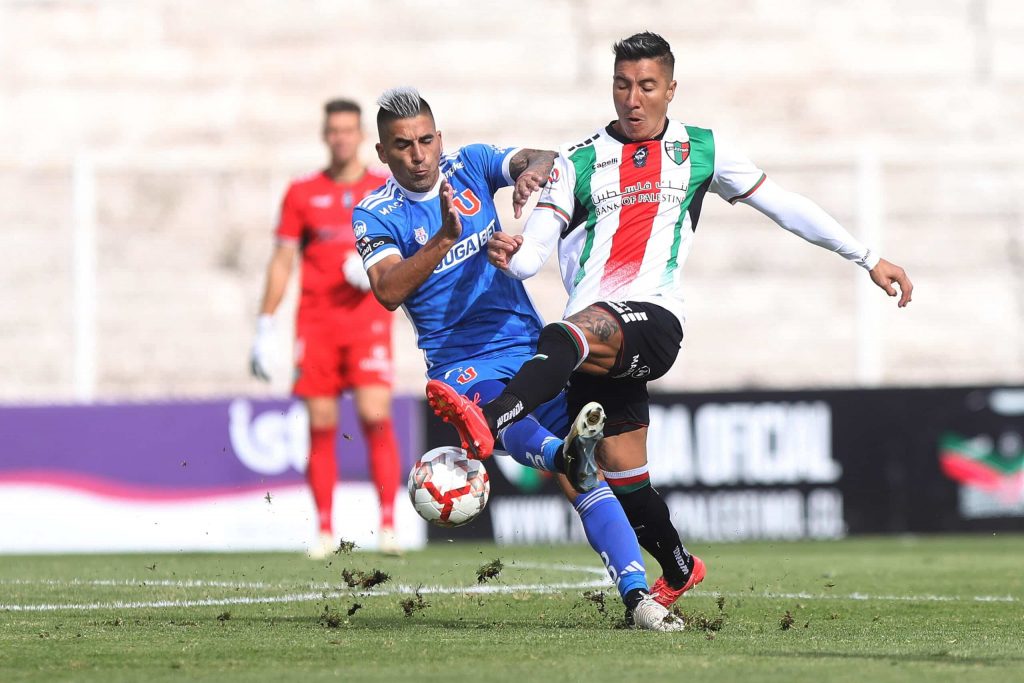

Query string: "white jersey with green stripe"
[[531, 120, 765, 326]]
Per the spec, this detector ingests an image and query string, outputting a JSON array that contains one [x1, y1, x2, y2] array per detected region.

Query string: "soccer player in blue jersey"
[[353, 87, 681, 631]]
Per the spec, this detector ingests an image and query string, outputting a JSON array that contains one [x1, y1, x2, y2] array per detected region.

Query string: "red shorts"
[[293, 315, 393, 397]]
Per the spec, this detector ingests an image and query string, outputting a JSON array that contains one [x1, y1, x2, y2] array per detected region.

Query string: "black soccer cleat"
[[561, 402, 605, 493]]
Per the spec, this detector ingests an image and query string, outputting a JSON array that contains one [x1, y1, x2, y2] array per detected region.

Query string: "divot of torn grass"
[[400, 588, 429, 617], [335, 539, 357, 555], [319, 605, 342, 628], [476, 559, 503, 583], [672, 605, 726, 634], [583, 590, 607, 616], [341, 569, 390, 589]]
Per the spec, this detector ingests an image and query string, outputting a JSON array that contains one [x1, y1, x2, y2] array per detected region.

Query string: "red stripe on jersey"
[[537, 202, 571, 223], [604, 470, 650, 487], [600, 142, 662, 296]]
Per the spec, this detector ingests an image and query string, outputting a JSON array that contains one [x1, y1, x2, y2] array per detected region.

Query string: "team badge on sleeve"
[[414, 227, 428, 245], [353, 220, 367, 238], [665, 140, 690, 165]]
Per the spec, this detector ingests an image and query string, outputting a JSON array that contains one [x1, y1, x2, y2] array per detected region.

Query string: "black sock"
[[553, 449, 565, 473], [624, 587, 647, 613], [482, 323, 584, 434], [614, 483, 693, 589]]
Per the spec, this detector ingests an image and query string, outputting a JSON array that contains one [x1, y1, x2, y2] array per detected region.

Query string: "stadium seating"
[[1, 0, 1022, 400]]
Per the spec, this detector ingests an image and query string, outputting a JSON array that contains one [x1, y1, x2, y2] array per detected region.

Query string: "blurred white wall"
[[1, 0, 1022, 401]]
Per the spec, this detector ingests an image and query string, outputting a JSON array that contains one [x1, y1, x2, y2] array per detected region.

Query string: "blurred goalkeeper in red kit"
[[251, 98, 401, 557]]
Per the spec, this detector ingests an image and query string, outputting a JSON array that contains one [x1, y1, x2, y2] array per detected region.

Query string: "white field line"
[[0, 581, 614, 612], [2, 561, 1018, 611], [0, 562, 611, 612], [0, 562, 607, 592]]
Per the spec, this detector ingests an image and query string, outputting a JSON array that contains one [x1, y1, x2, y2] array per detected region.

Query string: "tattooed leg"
[[567, 304, 623, 374]]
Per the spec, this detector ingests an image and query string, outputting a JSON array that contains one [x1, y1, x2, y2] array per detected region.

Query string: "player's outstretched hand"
[[439, 179, 463, 242], [488, 233, 523, 270], [513, 168, 546, 219], [869, 258, 913, 308], [250, 315, 275, 382]]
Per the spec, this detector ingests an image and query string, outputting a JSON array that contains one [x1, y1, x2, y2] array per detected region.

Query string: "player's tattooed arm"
[[508, 149, 556, 180], [509, 149, 557, 219]]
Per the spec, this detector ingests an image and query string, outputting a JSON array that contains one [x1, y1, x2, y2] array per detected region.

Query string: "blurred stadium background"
[[1, 0, 1022, 555]]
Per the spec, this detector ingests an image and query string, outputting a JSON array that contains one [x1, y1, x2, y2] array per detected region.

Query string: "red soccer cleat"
[[650, 555, 706, 608], [425, 379, 495, 460]]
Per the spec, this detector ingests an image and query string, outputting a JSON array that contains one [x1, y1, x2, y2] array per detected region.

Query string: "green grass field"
[[2, 535, 1022, 683]]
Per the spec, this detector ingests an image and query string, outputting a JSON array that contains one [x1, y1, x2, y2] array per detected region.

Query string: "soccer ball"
[[408, 446, 490, 527]]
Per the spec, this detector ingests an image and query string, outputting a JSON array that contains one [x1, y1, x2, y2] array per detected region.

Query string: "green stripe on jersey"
[[568, 145, 598, 286], [663, 126, 715, 284]]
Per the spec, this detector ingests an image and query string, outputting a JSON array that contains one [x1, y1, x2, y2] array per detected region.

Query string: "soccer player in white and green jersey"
[[441, 31, 913, 609]]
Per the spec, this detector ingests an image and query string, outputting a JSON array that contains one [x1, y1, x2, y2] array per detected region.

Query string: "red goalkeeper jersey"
[[276, 168, 391, 334]]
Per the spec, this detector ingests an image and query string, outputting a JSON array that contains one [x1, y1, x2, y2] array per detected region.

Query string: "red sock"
[[307, 426, 337, 533], [363, 418, 400, 529]]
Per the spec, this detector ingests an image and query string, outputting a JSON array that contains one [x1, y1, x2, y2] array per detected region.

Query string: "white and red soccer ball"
[[408, 446, 490, 527]]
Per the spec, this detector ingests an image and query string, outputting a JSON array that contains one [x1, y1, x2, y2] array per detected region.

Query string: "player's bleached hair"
[[375, 86, 434, 136], [376, 87, 429, 119], [613, 31, 675, 75]]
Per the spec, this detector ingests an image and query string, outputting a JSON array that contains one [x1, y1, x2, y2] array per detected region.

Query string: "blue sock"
[[470, 379, 561, 472], [498, 416, 560, 471], [574, 482, 648, 600]]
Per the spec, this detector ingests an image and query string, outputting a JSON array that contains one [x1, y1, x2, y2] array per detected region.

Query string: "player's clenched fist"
[[487, 232, 523, 270]]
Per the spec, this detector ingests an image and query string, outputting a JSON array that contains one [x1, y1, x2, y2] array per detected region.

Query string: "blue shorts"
[[429, 351, 570, 439]]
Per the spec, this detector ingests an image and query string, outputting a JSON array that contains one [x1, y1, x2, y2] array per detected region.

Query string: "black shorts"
[[565, 300, 683, 436]]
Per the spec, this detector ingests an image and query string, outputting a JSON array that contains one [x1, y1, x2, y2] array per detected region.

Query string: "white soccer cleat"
[[306, 530, 335, 560], [631, 594, 686, 632], [379, 526, 402, 556]]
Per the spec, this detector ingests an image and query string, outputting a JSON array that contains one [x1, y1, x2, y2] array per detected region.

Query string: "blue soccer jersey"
[[353, 144, 544, 373]]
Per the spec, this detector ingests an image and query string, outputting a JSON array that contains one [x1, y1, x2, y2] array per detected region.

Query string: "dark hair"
[[613, 31, 675, 75], [375, 86, 434, 136], [323, 98, 361, 117]]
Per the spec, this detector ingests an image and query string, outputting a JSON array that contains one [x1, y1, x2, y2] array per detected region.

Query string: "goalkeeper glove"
[[343, 252, 371, 292], [250, 314, 276, 382]]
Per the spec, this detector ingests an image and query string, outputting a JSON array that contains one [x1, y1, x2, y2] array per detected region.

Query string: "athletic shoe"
[[306, 530, 335, 560], [562, 402, 605, 493], [425, 379, 494, 459], [378, 526, 402, 556], [630, 593, 685, 632], [650, 555, 707, 607]]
